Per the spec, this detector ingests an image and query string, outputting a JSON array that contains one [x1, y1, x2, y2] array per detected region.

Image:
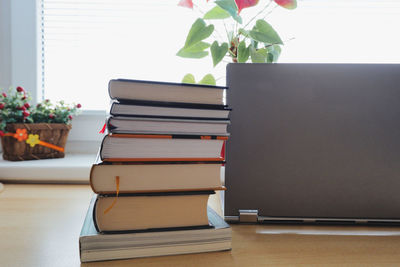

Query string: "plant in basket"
[[0, 87, 81, 161]]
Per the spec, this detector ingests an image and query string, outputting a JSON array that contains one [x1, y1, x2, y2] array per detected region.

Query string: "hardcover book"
[[108, 79, 227, 106], [93, 191, 214, 232], [107, 116, 230, 135], [90, 158, 225, 194], [100, 134, 227, 162], [80, 197, 232, 262], [110, 101, 231, 119]]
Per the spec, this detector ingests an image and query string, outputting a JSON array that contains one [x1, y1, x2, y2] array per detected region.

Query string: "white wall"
[[0, 0, 11, 89]]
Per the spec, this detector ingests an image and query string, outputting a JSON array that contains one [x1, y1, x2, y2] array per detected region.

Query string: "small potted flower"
[[0, 86, 81, 161]]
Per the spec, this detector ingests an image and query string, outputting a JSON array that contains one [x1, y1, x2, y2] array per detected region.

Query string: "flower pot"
[[1, 123, 71, 161]]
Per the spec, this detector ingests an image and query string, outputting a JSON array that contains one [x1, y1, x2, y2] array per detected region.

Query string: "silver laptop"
[[225, 63, 400, 224]]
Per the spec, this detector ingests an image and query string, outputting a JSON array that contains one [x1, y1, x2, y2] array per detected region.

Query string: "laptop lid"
[[225, 63, 400, 223]]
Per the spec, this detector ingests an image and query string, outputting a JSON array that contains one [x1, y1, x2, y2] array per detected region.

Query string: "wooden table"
[[1, 184, 400, 267]]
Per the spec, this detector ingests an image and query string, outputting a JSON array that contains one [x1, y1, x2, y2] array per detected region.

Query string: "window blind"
[[42, 0, 400, 109]]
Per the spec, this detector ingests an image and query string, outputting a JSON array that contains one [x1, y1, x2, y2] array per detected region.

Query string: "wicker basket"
[[1, 123, 72, 161]]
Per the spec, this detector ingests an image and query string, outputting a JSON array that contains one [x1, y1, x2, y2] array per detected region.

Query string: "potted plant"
[[177, 0, 297, 84], [0, 87, 81, 161]]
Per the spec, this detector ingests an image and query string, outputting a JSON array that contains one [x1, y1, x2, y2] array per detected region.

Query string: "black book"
[[108, 79, 227, 106], [110, 101, 231, 120]]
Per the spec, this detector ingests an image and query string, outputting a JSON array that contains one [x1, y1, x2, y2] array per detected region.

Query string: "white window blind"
[[42, 0, 400, 110]]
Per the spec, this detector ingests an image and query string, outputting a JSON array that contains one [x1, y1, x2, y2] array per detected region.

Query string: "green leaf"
[[177, 42, 210, 58], [237, 41, 250, 63], [182, 74, 196, 84], [204, 6, 230, 19], [210, 41, 229, 67], [266, 44, 281, 63], [238, 28, 250, 38], [199, 74, 216, 86], [249, 19, 283, 45], [176, 49, 208, 58], [250, 47, 268, 63], [215, 0, 242, 24], [184, 18, 215, 49], [251, 39, 259, 49]]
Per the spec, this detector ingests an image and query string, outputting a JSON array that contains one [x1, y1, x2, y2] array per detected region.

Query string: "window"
[[39, 0, 400, 110]]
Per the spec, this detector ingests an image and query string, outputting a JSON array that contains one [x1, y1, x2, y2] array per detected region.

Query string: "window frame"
[[7, 0, 105, 153]]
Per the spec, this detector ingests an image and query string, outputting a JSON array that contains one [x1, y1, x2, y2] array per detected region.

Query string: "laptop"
[[225, 63, 400, 224]]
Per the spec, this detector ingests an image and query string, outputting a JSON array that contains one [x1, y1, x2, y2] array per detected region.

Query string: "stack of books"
[[79, 79, 232, 263]]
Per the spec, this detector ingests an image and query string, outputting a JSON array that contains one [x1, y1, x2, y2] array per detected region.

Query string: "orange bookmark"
[[103, 176, 120, 215]]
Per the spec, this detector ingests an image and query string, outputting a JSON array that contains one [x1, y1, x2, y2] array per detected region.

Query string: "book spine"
[[106, 116, 117, 132], [108, 79, 114, 100], [99, 135, 108, 161], [109, 101, 116, 116], [92, 196, 100, 233]]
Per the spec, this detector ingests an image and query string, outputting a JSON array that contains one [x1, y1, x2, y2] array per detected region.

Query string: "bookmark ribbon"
[[99, 123, 106, 134], [103, 176, 120, 215]]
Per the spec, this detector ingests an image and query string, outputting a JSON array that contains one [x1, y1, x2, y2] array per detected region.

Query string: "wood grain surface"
[[1, 184, 400, 267]]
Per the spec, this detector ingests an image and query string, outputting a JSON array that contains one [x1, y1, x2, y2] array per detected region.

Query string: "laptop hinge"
[[239, 209, 259, 223]]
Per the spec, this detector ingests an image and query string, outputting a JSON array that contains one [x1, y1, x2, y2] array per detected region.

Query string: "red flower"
[[23, 111, 30, 117], [21, 95, 26, 100], [17, 106, 26, 111], [274, 0, 297, 9], [45, 99, 50, 103], [178, 0, 193, 8], [235, 0, 259, 14], [0, 103, 4, 109], [2, 93, 6, 98], [76, 103, 82, 108], [49, 114, 55, 119], [24, 103, 30, 109], [0, 130, 4, 137], [16, 86, 24, 93], [68, 115, 73, 120]]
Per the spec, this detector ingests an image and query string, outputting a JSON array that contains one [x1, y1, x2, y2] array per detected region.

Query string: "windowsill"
[[0, 153, 95, 183]]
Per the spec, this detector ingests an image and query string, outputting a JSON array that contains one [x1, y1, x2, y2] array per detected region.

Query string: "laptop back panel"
[[225, 63, 400, 222]]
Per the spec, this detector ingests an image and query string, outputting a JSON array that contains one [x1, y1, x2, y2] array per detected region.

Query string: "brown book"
[[93, 191, 213, 233], [90, 158, 226, 194]]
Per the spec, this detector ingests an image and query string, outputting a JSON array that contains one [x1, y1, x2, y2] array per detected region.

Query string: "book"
[[110, 101, 231, 119], [94, 191, 213, 232], [100, 134, 227, 162], [108, 79, 227, 106], [107, 116, 230, 135], [90, 159, 225, 194], [79, 197, 232, 262]]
